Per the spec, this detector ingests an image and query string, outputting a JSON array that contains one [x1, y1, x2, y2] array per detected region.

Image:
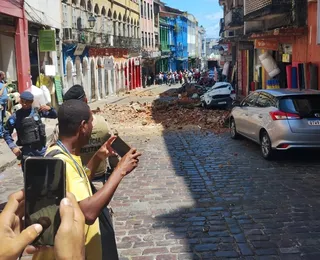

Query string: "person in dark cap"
[[48, 84, 118, 183], [3, 90, 57, 172]]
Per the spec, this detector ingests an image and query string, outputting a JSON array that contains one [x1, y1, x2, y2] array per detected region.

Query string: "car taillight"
[[269, 110, 301, 120]]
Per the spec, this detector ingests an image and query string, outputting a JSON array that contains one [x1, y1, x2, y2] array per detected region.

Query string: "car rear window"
[[279, 95, 320, 118]]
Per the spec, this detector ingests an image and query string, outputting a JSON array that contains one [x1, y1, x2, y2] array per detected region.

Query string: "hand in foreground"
[[54, 192, 85, 260], [96, 136, 117, 161], [0, 190, 43, 260], [39, 105, 51, 112], [116, 148, 142, 176], [12, 147, 21, 158]]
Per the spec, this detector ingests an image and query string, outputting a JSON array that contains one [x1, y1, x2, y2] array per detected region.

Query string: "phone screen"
[[24, 157, 66, 246], [111, 136, 131, 157]]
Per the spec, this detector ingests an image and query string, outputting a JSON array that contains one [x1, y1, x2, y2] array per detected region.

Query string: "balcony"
[[225, 7, 244, 29], [244, 0, 292, 22], [244, 0, 307, 33], [113, 36, 141, 49], [219, 18, 225, 38]]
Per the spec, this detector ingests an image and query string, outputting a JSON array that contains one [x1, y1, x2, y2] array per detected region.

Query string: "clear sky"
[[162, 0, 223, 39]]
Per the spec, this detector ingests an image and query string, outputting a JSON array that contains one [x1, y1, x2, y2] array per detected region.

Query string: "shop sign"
[[104, 58, 114, 70], [74, 44, 86, 56], [89, 48, 128, 58], [254, 40, 278, 51], [39, 30, 56, 52], [239, 42, 254, 50]]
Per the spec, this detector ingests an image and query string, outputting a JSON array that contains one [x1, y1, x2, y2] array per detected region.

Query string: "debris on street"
[[98, 97, 230, 134]]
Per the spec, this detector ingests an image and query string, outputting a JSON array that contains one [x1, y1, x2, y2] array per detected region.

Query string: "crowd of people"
[[0, 84, 142, 260], [151, 69, 201, 86]]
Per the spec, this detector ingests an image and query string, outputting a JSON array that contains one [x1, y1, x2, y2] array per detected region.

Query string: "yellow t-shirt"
[[32, 145, 102, 260]]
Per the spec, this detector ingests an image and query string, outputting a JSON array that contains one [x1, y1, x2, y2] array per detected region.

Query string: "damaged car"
[[200, 82, 236, 109]]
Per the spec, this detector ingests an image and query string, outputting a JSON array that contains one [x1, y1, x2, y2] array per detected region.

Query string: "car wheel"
[[230, 118, 239, 139], [260, 131, 275, 160]]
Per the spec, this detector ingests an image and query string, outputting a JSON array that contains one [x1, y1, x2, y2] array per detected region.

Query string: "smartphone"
[[111, 136, 131, 157], [24, 157, 66, 246]]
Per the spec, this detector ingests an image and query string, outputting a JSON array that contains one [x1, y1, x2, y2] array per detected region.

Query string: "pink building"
[[140, 0, 156, 52], [140, 0, 161, 84]]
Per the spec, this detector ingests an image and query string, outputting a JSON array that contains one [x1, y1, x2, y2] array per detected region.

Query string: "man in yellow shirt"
[[33, 100, 141, 260]]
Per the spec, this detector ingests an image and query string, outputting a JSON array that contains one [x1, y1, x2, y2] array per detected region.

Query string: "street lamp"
[[88, 15, 96, 29]]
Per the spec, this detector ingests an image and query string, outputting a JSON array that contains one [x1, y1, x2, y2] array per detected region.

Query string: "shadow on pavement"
[[148, 88, 320, 259]]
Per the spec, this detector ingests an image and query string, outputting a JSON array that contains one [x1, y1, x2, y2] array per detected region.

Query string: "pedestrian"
[[48, 84, 118, 183], [163, 72, 168, 85], [158, 72, 163, 85], [3, 91, 57, 173], [35, 99, 141, 260], [0, 71, 8, 137]]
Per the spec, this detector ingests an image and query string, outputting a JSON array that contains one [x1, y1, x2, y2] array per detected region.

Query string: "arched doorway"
[[97, 58, 103, 99], [90, 59, 96, 100], [128, 60, 132, 90], [104, 66, 109, 96], [115, 64, 119, 93], [82, 57, 89, 96], [66, 58, 73, 90], [124, 62, 128, 90], [75, 56, 82, 85]]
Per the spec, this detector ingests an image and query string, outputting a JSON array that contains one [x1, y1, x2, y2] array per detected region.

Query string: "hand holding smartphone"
[[110, 136, 131, 157], [24, 157, 66, 246]]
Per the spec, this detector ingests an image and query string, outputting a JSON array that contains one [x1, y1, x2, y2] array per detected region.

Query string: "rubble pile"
[[98, 99, 230, 134]]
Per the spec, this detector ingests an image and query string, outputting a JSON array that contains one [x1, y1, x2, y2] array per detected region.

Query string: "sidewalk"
[[0, 86, 160, 172]]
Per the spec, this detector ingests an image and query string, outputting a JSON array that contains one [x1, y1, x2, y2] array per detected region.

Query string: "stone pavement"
[[2, 84, 320, 259]]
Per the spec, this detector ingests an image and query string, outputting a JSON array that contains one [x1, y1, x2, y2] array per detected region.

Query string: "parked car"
[[200, 82, 236, 108], [230, 89, 320, 159]]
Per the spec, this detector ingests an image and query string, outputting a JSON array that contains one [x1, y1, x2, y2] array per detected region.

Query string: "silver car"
[[230, 89, 320, 159]]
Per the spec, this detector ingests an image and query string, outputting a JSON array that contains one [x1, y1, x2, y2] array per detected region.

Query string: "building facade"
[[0, 1, 30, 92], [187, 14, 198, 69], [140, 0, 161, 85], [219, 0, 319, 96], [61, 0, 141, 102]]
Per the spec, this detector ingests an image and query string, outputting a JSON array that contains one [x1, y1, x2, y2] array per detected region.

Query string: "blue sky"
[[162, 0, 223, 38]]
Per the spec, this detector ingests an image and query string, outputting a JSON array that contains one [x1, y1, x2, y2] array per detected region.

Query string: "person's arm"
[[0, 83, 7, 96], [86, 136, 116, 180], [3, 114, 21, 157], [39, 105, 58, 119], [79, 149, 141, 225]]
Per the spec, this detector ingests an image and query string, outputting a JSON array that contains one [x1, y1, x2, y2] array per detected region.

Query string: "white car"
[[201, 82, 236, 108]]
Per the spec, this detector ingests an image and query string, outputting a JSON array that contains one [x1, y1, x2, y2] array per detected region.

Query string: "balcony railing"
[[225, 7, 244, 29], [113, 36, 141, 49], [219, 18, 225, 38]]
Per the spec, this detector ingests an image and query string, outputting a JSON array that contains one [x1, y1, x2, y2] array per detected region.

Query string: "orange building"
[[292, 1, 320, 90]]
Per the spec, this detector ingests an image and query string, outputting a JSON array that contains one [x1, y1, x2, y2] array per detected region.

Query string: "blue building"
[[157, 4, 190, 73], [174, 16, 188, 71]]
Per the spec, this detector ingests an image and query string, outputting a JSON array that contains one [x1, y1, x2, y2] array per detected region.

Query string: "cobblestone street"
[[1, 120, 320, 259]]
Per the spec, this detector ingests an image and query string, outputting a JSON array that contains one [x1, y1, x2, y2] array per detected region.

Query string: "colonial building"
[[219, 0, 320, 96], [140, 0, 161, 84], [61, 0, 141, 102]]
